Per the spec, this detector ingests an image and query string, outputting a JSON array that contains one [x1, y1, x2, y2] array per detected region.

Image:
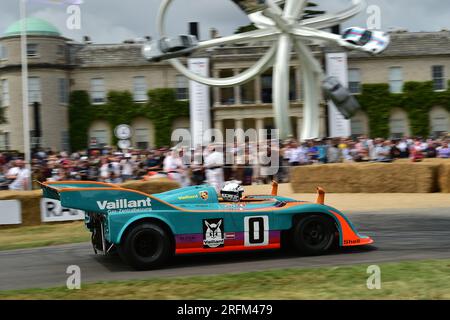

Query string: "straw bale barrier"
[[290, 162, 442, 193], [439, 162, 450, 193]]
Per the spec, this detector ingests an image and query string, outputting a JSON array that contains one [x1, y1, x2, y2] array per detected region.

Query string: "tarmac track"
[[1, 208, 450, 291]]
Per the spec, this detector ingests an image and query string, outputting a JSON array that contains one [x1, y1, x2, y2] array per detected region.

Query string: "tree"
[[235, 2, 325, 34]]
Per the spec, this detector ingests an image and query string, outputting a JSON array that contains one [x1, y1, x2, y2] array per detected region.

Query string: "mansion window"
[[0, 44, 7, 60], [0, 132, 10, 150], [58, 78, 69, 104], [27, 44, 38, 57], [176, 75, 189, 100], [90, 78, 106, 104], [389, 67, 403, 94], [91, 130, 108, 146], [133, 76, 148, 102], [432, 65, 446, 91], [1, 79, 9, 107], [135, 128, 150, 149], [28, 77, 41, 103], [348, 68, 362, 94], [261, 73, 273, 103], [289, 68, 297, 101]]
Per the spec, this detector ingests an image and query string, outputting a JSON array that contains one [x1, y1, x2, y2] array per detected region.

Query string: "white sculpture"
[[143, 0, 390, 140]]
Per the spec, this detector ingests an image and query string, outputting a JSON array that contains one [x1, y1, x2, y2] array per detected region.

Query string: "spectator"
[[410, 140, 425, 162], [438, 141, 450, 158], [7, 160, 31, 190], [327, 140, 341, 163], [0, 135, 448, 191], [373, 139, 392, 162]]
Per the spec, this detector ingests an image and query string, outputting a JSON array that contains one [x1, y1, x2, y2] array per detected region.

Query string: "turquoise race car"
[[40, 181, 373, 270]]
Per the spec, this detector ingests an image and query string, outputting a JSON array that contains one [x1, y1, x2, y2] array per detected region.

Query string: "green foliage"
[[68, 90, 91, 152], [68, 89, 189, 151], [235, 23, 258, 34], [356, 81, 450, 138]]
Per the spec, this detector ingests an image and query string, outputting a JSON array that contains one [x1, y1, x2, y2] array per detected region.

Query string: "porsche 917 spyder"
[[40, 181, 373, 270]]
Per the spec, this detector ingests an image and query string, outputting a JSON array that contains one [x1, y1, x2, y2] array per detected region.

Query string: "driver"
[[220, 181, 244, 202]]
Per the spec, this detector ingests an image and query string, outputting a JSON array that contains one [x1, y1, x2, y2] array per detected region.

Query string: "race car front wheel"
[[118, 223, 172, 270], [292, 215, 335, 256]]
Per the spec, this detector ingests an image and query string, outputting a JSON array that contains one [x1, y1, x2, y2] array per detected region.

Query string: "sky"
[[0, 0, 448, 44]]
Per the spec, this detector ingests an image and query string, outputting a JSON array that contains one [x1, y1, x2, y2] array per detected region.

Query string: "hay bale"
[[439, 163, 450, 193], [395, 158, 450, 164], [0, 190, 43, 226], [290, 164, 361, 193], [120, 178, 180, 194], [359, 163, 439, 193], [290, 162, 441, 193]]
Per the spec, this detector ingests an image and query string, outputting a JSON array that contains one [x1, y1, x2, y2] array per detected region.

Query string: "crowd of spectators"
[[0, 135, 449, 191]]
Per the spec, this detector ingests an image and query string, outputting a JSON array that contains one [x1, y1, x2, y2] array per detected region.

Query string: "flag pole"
[[20, 0, 32, 190]]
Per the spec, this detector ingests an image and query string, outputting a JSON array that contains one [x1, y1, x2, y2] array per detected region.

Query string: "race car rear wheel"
[[292, 215, 335, 256], [118, 223, 172, 270]]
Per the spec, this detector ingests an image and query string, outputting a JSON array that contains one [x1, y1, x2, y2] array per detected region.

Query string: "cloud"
[[0, 0, 449, 44]]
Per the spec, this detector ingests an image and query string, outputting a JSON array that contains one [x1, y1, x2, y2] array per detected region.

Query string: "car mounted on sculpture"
[[40, 181, 373, 270], [342, 27, 390, 54], [322, 76, 361, 119], [141, 35, 198, 62], [159, 35, 198, 54]]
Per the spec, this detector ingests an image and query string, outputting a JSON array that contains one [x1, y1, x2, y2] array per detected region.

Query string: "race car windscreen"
[[360, 30, 373, 46]]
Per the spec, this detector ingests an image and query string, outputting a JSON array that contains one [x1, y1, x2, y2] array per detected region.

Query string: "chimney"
[[83, 36, 92, 44], [210, 28, 219, 39], [189, 22, 200, 40], [331, 25, 341, 35]]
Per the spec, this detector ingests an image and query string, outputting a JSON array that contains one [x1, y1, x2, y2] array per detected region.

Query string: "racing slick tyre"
[[117, 223, 173, 270], [292, 215, 335, 256]]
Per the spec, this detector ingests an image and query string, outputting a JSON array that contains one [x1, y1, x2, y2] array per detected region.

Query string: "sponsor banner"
[[188, 58, 211, 147], [0, 200, 22, 225], [40, 198, 84, 223], [325, 52, 351, 138]]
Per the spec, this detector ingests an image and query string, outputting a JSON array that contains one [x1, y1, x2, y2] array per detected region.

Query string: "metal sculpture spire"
[[144, 0, 388, 140]]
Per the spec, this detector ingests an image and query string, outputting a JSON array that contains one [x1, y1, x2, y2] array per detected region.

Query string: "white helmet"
[[221, 182, 244, 202]]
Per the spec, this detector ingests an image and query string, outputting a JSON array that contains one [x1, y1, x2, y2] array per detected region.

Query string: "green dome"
[[4, 17, 61, 37]]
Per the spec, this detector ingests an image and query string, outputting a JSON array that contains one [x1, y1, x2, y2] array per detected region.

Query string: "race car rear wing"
[[40, 181, 121, 201], [39, 181, 168, 214]]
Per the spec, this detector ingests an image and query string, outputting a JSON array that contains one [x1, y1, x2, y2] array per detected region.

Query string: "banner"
[[188, 58, 211, 147], [0, 200, 21, 225], [40, 198, 85, 223], [325, 52, 351, 138]]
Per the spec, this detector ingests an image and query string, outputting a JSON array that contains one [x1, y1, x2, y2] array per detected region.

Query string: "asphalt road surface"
[[1, 208, 450, 291]]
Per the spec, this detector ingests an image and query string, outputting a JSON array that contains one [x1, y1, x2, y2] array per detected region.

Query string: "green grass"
[[1, 259, 449, 300], [0, 222, 90, 251]]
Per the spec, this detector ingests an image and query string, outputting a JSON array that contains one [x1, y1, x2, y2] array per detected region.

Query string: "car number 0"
[[244, 216, 269, 247]]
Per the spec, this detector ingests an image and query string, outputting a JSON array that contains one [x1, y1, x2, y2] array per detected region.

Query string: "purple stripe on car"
[[176, 230, 281, 243]]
